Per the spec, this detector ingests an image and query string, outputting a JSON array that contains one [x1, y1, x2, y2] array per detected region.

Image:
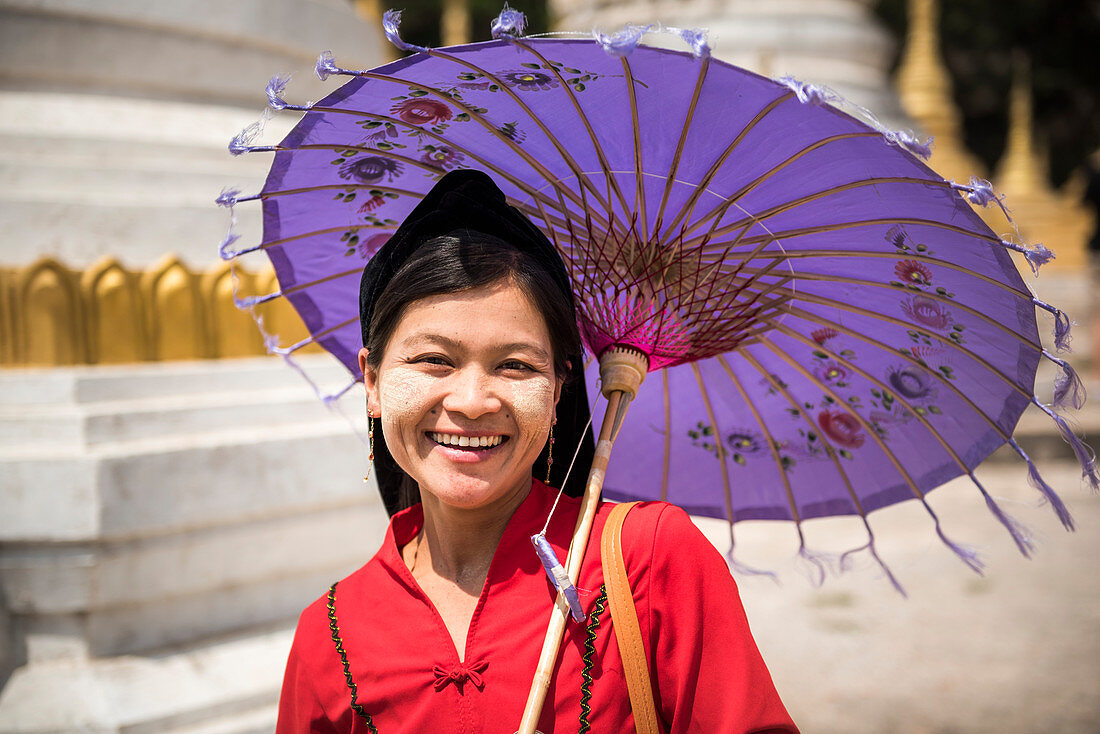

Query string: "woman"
[[276, 170, 798, 733]]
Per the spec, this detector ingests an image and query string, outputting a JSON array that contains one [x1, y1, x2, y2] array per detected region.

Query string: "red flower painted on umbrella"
[[895, 259, 932, 286], [357, 232, 391, 259], [390, 98, 453, 125], [812, 327, 839, 345], [817, 410, 865, 449], [902, 295, 952, 331], [357, 193, 387, 213]]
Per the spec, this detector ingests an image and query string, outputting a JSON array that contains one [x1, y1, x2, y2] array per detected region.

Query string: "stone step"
[[0, 387, 356, 450], [0, 420, 373, 542], [0, 356, 366, 454], [1, 503, 382, 621], [152, 705, 277, 734], [0, 355, 355, 406], [0, 627, 290, 734]]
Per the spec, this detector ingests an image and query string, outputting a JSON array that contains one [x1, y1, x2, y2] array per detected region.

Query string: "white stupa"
[[551, 0, 910, 131]]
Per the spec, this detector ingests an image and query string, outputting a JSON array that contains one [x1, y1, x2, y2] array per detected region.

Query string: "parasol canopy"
[[220, 14, 1094, 590]]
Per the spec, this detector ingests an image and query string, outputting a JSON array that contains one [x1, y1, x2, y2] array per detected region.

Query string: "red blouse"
[[277, 479, 798, 733]]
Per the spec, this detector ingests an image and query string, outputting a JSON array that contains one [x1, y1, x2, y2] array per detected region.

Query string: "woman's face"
[[361, 279, 563, 511]]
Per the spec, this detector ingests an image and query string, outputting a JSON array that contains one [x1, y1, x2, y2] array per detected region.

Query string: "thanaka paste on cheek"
[[376, 370, 436, 459], [505, 379, 556, 441]]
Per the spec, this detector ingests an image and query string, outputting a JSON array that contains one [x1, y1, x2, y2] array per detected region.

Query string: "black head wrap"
[[359, 169, 595, 516]]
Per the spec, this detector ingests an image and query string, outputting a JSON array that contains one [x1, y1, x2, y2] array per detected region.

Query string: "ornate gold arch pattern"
[[0, 255, 318, 366]]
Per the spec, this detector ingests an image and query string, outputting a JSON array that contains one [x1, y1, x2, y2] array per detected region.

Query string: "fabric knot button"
[[432, 660, 488, 692]]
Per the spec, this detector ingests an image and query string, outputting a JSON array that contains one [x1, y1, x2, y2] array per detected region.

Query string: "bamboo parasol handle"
[[517, 389, 630, 734]]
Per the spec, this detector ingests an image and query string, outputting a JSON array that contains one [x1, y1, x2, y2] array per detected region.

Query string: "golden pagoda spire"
[[442, 0, 471, 46], [895, 0, 986, 182], [995, 60, 1046, 198], [353, 0, 398, 62], [352, 0, 382, 22], [988, 61, 1093, 273]]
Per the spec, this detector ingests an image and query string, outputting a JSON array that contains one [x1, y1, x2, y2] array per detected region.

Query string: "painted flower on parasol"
[[902, 294, 954, 331], [895, 259, 933, 286], [500, 69, 559, 91], [888, 364, 936, 401], [338, 155, 401, 183], [814, 360, 850, 386], [390, 97, 453, 125], [220, 13, 1095, 725], [816, 410, 867, 449]]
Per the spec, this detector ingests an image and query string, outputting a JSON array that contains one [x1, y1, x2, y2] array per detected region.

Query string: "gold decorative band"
[[0, 255, 318, 367]]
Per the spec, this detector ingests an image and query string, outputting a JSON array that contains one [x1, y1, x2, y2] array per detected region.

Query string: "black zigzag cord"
[[578, 584, 608, 734], [327, 582, 380, 734]]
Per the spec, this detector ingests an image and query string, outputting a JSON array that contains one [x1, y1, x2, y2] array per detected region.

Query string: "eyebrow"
[[400, 334, 551, 360]]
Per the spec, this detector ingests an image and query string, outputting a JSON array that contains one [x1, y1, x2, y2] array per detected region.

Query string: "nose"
[[441, 366, 502, 419]]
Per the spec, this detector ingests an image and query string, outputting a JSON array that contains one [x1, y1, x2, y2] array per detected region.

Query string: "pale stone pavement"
[[697, 461, 1100, 734], [4, 418, 1092, 732]]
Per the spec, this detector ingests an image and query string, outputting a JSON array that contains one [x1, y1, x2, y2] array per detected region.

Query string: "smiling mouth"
[[429, 432, 507, 450]]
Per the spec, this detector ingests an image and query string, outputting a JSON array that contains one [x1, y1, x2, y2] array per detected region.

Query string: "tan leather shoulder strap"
[[601, 501, 659, 734]]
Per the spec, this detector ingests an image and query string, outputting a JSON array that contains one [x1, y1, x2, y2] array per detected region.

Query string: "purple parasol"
[[220, 15, 1093, 594], [221, 12, 1098, 729]]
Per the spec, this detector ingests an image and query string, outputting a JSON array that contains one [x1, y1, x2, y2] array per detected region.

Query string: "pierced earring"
[[545, 420, 555, 485], [363, 410, 376, 483]]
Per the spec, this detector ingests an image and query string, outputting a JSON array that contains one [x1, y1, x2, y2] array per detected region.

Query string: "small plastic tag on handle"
[[531, 533, 586, 622]]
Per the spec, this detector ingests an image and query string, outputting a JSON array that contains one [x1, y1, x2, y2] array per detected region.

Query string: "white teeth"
[[430, 432, 504, 448]]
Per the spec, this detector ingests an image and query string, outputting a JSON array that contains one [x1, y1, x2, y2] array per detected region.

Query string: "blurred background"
[[0, 0, 1097, 731]]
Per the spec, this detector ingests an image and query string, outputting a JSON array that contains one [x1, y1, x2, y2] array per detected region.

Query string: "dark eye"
[[411, 353, 451, 367], [499, 359, 532, 372]]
